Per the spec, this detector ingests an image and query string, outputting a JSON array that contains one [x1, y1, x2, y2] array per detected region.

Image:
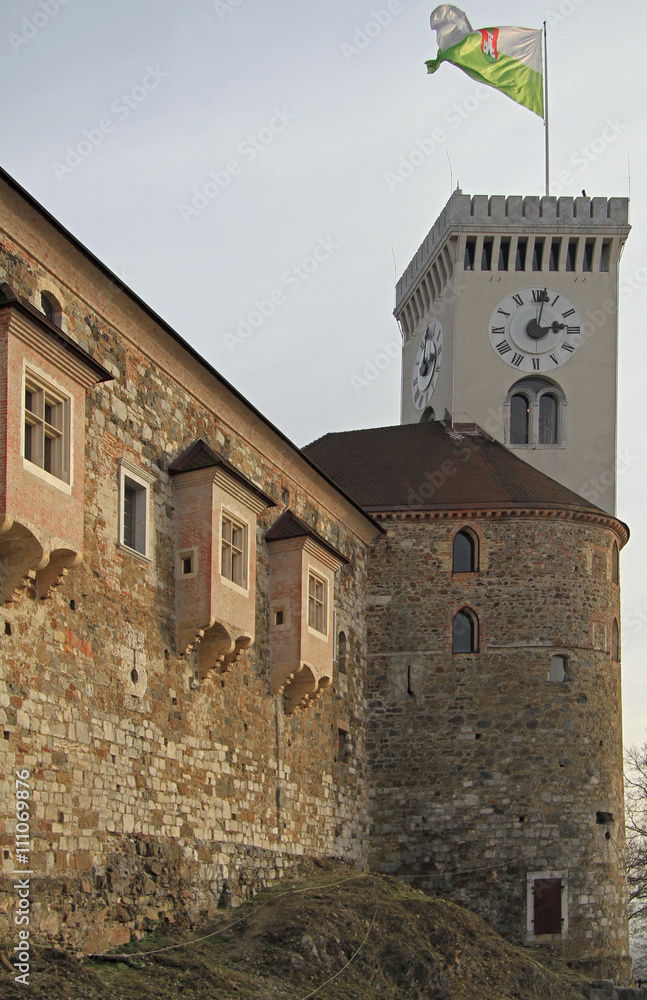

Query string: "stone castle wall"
[[366, 512, 630, 982], [0, 187, 373, 953]]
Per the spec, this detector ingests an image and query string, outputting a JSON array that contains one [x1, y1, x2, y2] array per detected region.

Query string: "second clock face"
[[412, 320, 443, 409], [489, 287, 583, 373]]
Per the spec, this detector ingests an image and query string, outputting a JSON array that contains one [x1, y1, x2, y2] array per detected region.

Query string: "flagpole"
[[543, 20, 549, 196]]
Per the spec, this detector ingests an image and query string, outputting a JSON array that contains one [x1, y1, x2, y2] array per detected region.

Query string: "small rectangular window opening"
[[583, 239, 594, 272], [498, 239, 510, 271], [464, 238, 476, 271], [481, 239, 493, 271], [181, 556, 192, 575], [566, 240, 577, 271], [123, 478, 147, 554], [532, 239, 544, 271], [549, 239, 561, 271], [274, 609, 284, 626], [338, 727, 351, 763], [515, 239, 527, 272], [596, 811, 614, 825], [600, 240, 611, 273]]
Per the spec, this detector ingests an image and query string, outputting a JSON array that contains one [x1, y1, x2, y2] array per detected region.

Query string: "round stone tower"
[[305, 420, 631, 983]]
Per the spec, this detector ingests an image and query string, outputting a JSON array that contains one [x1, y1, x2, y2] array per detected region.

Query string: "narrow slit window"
[[464, 238, 476, 271], [549, 239, 561, 271], [566, 240, 577, 271], [481, 239, 493, 271], [583, 239, 594, 272], [612, 619, 619, 662], [611, 542, 619, 585], [532, 239, 544, 271], [600, 240, 611, 272], [515, 239, 527, 271], [498, 239, 510, 271]]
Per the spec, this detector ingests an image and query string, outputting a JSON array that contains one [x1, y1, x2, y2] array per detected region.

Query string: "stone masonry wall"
[[0, 194, 373, 953], [366, 513, 630, 983]]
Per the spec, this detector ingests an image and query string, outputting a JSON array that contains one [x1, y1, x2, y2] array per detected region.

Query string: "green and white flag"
[[426, 5, 544, 118]]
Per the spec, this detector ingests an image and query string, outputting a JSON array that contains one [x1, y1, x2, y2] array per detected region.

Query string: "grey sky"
[[2, 0, 645, 743]]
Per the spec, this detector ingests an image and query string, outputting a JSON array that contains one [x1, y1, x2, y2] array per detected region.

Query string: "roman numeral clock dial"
[[412, 319, 443, 409], [488, 288, 583, 372]]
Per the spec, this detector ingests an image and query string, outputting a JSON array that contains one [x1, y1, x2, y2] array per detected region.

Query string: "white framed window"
[[221, 512, 248, 590], [23, 370, 70, 485], [308, 571, 328, 635], [177, 548, 197, 579], [119, 460, 155, 559]]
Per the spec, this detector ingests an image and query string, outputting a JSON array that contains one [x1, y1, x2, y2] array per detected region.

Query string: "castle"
[[0, 166, 632, 982]]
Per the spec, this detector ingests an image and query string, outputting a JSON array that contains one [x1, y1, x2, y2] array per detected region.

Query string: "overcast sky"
[[2, 0, 645, 745]]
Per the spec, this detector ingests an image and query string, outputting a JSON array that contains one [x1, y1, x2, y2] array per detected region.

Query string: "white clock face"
[[489, 287, 583, 373], [412, 320, 443, 409]]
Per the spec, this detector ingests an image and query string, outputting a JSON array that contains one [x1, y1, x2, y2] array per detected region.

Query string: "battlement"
[[396, 192, 630, 308]]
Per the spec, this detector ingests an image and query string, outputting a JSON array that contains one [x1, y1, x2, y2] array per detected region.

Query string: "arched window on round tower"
[[452, 608, 478, 654], [506, 377, 566, 448], [611, 619, 619, 662], [611, 542, 620, 585], [452, 528, 479, 573]]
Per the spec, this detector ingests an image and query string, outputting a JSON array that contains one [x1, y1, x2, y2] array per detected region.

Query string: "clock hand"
[[537, 288, 548, 327]]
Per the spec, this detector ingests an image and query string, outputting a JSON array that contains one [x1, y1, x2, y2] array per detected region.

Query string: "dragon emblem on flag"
[[480, 28, 499, 61]]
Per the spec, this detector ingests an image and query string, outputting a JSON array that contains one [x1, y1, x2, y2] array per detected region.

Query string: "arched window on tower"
[[506, 378, 566, 448], [452, 608, 478, 654], [452, 528, 478, 573], [611, 542, 620, 585], [612, 619, 619, 662]]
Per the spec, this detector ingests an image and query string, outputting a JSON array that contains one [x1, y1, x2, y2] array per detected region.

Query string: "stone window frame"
[[220, 507, 251, 596], [611, 541, 620, 586], [611, 618, 620, 662], [22, 363, 72, 495], [526, 870, 568, 943], [118, 459, 155, 562], [177, 548, 197, 580], [504, 377, 567, 450]]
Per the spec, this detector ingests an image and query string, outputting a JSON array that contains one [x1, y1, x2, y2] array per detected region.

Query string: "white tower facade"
[[397, 192, 630, 515]]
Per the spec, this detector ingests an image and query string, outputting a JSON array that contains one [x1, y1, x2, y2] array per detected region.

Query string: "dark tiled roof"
[[169, 438, 275, 508], [303, 422, 605, 514], [265, 510, 350, 564]]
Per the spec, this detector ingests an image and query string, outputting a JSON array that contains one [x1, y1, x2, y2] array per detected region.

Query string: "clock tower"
[[398, 192, 630, 515]]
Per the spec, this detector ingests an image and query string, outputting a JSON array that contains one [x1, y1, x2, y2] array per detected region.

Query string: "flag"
[[426, 5, 544, 118]]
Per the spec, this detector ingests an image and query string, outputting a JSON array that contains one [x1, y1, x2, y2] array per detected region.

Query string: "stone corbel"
[[36, 549, 83, 601], [0, 519, 82, 604], [178, 618, 253, 679], [282, 664, 332, 715]]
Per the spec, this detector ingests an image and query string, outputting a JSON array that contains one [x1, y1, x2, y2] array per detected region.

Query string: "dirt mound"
[[0, 859, 590, 999]]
